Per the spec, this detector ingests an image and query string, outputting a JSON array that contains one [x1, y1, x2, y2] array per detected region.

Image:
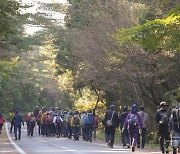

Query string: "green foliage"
[[113, 6, 180, 53], [0, 0, 23, 37]]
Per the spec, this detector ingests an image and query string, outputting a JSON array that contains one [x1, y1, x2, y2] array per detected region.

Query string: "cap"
[[160, 101, 168, 106]]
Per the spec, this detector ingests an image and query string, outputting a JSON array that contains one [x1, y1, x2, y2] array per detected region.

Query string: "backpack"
[[46, 115, 52, 122], [56, 117, 62, 124], [0, 118, 4, 124], [67, 116, 72, 124], [172, 106, 180, 128], [128, 114, 139, 127], [30, 117, 36, 123], [159, 111, 169, 125], [85, 114, 94, 125], [73, 116, 80, 125]]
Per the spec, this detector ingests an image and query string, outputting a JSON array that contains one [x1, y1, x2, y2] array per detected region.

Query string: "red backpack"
[[0, 117, 5, 124]]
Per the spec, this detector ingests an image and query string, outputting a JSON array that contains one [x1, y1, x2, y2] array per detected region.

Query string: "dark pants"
[[38, 124, 41, 135], [56, 124, 61, 137], [63, 124, 67, 137], [121, 128, 130, 146], [45, 124, 52, 136], [137, 128, 146, 148], [10, 122, 14, 133], [84, 124, 93, 141], [0, 124, 3, 132], [106, 126, 116, 146], [27, 124, 30, 135], [29, 123, 35, 136], [51, 123, 56, 135], [41, 123, 45, 136], [158, 126, 170, 153], [14, 125, 21, 139], [129, 128, 138, 146], [67, 124, 72, 138], [73, 126, 80, 140]]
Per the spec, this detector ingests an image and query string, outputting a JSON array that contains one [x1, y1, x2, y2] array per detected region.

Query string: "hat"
[[160, 101, 168, 106]]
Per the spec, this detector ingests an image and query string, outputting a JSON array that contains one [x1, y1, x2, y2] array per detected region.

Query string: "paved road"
[[6, 123, 161, 154]]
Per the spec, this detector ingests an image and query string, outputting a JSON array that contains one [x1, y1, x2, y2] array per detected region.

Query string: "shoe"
[[108, 141, 111, 147], [132, 146, 135, 152], [165, 148, 169, 154], [15, 138, 17, 140], [173, 148, 177, 154], [127, 144, 130, 149], [110, 145, 113, 148]]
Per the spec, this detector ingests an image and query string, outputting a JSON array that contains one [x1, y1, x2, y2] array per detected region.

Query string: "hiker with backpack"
[[71, 111, 81, 140], [26, 112, 32, 136], [137, 106, 149, 149], [44, 112, 53, 137], [155, 101, 171, 154], [119, 106, 130, 148], [37, 110, 42, 135], [29, 112, 37, 137], [41, 109, 47, 136], [9, 110, 15, 133], [84, 110, 95, 142], [62, 111, 68, 137], [104, 105, 119, 148], [170, 104, 180, 154], [12, 110, 24, 140], [123, 104, 143, 152], [0, 114, 5, 134], [34, 106, 39, 118], [81, 111, 87, 140], [66, 112, 73, 139], [53, 113, 63, 138]]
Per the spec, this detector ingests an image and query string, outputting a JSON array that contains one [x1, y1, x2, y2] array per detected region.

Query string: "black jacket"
[[105, 110, 119, 127], [119, 111, 128, 129]]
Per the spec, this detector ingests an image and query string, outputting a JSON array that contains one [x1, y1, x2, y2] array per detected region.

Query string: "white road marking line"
[[5, 123, 26, 154]]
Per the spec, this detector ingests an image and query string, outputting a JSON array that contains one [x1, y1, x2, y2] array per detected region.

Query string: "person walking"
[[104, 105, 119, 148], [84, 110, 95, 142], [119, 106, 130, 148], [29, 112, 36, 137], [0, 114, 5, 134], [155, 101, 171, 154], [53, 113, 63, 138], [71, 111, 81, 140], [170, 103, 180, 154], [9, 111, 14, 133], [12, 110, 24, 140], [137, 106, 149, 149], [123, 104, 143, 152]]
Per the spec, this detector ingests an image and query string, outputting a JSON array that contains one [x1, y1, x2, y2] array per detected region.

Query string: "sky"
[[20, 0, 67, 35]]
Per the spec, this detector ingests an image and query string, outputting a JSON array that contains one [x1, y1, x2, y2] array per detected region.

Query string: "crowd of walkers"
[[102, 103, 180, 154], [23, 107, 98, 142], [8, 101, 180, 154]]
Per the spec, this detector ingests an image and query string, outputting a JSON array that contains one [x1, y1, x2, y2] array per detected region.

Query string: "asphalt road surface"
[[6, 123, 161, 154]]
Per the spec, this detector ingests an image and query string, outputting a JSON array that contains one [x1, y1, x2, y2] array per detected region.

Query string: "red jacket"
[[44, 115, 53, 124], [0, 117, 5, 125]]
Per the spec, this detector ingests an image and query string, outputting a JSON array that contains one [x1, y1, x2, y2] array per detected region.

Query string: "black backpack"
[[172, 105, 180, 128], [73, 116, 80, 125]]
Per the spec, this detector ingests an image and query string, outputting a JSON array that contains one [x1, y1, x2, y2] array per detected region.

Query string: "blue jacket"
[[12, 113, 24, 127]]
